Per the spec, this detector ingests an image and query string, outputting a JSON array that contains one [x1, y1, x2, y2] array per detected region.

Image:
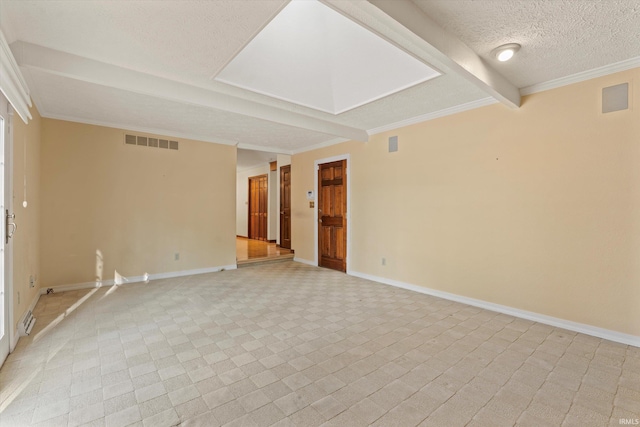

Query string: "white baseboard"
[[293, 257, 316, 267], [349, 270, 640, 348], [40, 264, 238, 295], [11, 290, 41, 352]]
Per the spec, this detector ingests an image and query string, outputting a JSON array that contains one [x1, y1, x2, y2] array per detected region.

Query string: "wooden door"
[[280, 165, 291, 249], [248, 174, 268, 241], [318, 160, 346, 272]]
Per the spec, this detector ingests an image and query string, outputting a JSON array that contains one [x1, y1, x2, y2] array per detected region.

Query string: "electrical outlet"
[[29, 275, 35, 288], [382, 257, 386, 266], [174, 253, 180, 261]]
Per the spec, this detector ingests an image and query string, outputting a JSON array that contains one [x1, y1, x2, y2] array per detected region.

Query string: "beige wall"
[[12, 104, 41, 328], [292, 68, 640, 337], [41, 120, 236, 287]]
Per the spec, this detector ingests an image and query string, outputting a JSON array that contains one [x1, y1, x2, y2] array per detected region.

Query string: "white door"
[[0, 94, 12, 368]]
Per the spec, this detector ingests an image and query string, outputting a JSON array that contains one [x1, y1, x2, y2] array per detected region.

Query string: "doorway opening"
[[236, 148, 293, 266]]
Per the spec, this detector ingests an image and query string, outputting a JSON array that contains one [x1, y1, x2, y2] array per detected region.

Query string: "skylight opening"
[[215, 0, 440, 115]]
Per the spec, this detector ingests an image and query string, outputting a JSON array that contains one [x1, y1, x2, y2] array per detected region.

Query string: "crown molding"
[[0, 30, 31, 122], [14, 41, 368, 142], [41, 112, 239, 147], [367, 0, 520, 109], [368, 97, 497, 135], [237, 143, 292, 155], [290, 137, 349, 155], [521, 56, 640, 96], [291, 97, 499, 155]]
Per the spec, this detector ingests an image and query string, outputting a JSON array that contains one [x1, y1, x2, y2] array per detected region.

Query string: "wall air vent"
[[602, 83, 628, 113], [19, 310, 35, 336], [124, 134, 179, 151]]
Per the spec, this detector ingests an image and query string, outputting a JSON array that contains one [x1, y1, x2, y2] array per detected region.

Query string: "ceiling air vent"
[[169, 140, 179, 150], [137, 136, 148, 146], [125, 134, 137, 145], [159, 139, 169, 149], [149, 138, 159, 148]]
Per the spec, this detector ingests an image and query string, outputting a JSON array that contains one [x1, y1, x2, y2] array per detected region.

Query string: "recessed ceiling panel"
[[215, 0, 440, 114]]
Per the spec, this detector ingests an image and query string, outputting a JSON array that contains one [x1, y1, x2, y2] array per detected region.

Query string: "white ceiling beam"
[[12, 41, 369, 142], [237, 143, 292, 155], [367, 0, 521, 109], [0, 31, 32, 123]]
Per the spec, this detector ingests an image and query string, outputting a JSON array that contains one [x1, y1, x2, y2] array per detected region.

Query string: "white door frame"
[[0, 96, 14, 365], [313, 154, 351, 273]]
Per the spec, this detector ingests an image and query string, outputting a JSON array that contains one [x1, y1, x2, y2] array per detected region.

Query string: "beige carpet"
[[0, 261, 638, 426]]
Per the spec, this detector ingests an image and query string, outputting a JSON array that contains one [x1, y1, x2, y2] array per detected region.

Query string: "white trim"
[[237, 143, 292, 155], [367, 97, 498, 135], [15, 41, 368, 143], [291, 98, 498, 155], [0, 31, 31, 123], [291, 138, 349, 155], [11, 291, 40, 351], [217, 74, 438, 116], [210, 1, 289, 80], [349, 270, 640, 348], [367, 0, 520, 109], [293, 257, 317, 266], [313, 154, 351, 273], [520, 56, 640, 96], [3, 102, 15, 362], [40, 113, 239, 147], [40, 264, 238, 294]]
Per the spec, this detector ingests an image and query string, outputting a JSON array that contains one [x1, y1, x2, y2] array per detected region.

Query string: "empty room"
[[0, 1, 639, 426]]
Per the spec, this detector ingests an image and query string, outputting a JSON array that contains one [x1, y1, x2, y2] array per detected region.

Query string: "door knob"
[[5, 209, 16, 244]]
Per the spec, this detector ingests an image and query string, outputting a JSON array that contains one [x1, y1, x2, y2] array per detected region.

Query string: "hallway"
[[236, 237, 293, 265]]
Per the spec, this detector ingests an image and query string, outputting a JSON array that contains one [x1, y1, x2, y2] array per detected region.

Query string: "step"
[[237, 254, 295, 268]]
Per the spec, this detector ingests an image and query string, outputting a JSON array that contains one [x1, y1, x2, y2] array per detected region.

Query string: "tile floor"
[[0, 261, 638, 427]]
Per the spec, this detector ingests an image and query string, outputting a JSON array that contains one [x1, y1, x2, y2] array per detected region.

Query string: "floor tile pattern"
[[1, 261, 638, 426]]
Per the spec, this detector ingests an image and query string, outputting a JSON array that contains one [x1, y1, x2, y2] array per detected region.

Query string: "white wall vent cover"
[[602, 83, 628, 114], [19, 310, 35, 336], [124, 134, 178, 150], [215, 0, 440, 115]]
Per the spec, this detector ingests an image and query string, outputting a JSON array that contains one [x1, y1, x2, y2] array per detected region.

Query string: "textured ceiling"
[[1, 0, 639, 153], [1, 0, 288, 85], [414, 0, 640, 88]]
